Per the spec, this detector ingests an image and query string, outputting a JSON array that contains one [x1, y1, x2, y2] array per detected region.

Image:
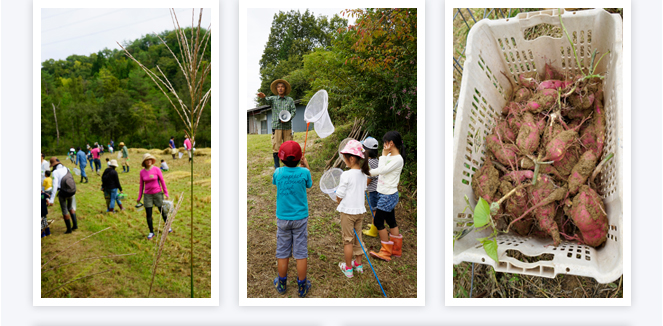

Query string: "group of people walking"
[[41, 139, 174, 240]]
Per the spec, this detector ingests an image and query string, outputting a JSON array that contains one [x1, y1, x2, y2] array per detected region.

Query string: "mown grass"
[[41, 149, 211, 298], [247, 131, 417, 298]]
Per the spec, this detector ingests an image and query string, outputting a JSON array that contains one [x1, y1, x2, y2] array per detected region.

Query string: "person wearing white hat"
[[257, 79, 297, 169], [119, 142, 130, 173], [101, 159, 123, 213]]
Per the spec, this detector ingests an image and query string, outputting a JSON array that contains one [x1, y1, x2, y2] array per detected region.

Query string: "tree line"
[[41, 28, 212, 154], [257, 9, 417, 164]]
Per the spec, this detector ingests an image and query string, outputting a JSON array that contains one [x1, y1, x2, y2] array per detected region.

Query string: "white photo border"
[[444, 1, 631, 306], [239, 0, 425, 306], [33, 0, 219, 306]]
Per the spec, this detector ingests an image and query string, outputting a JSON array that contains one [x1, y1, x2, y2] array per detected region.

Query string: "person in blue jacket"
[[75, 147, 88, 183]]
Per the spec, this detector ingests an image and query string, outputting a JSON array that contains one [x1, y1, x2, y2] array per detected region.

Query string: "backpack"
[[59, 168, 77, 197]]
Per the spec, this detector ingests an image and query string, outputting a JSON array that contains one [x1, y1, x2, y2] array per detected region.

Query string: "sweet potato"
[[545, 130, 577, 162], [567, 185, 609, 247], [593, 94, 606, 158], [552, 145, 580, 178], [536, 79, 573, 91], [516, 112, 540, 154], [502, 170, 534, 184], [502, 101, 520, 116], [507, 189, 533, 235], [569, 92, 595, 110], [495, 120, 516, 142], [486, 134, 519, 167], [514, 87, 532, 102], [471, 157, 500, 202], [520, 157, 564, 180], [568, 150, 598, 195], [525, 89, 557, 113], [529, 175, 567, 246]]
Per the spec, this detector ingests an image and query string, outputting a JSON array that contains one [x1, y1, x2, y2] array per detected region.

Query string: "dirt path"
[[247, 133, 417, 298]]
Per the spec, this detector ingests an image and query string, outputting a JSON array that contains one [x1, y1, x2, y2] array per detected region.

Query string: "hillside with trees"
[[41, 28, 212, 154]]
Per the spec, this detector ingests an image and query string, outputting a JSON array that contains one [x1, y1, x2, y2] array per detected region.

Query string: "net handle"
[[302, 122, 310, 157]]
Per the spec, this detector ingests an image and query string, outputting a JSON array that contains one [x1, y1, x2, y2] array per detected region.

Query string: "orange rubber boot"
[[390, 234, 403, 258], [369, 241, 393, 262]]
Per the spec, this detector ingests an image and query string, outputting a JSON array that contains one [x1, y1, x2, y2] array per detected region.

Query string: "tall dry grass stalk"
[[41, 227, 111, 269], [118, 9, 211, 298], [148, 192, 184, 297]]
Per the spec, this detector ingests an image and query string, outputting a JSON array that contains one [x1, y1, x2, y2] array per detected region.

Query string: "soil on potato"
[[247, 133, 418, 298]]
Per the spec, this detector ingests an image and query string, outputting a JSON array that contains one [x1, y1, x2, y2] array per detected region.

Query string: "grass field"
[[40, 148, 212, 298], [247, 131, 418, 298]]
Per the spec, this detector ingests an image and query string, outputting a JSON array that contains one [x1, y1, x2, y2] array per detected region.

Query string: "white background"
[[2, 0, 662, 325]]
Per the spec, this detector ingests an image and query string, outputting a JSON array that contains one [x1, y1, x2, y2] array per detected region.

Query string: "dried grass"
[[149, 192, 184, 296]]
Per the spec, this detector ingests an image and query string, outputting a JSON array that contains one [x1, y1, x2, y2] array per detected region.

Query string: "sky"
[[41, 8, 212, 63], [246, 8, 355, 109]]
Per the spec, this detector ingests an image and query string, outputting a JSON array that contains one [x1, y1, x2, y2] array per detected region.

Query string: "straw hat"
[[119, 142, 125, 147], [109, 159, 119, 167], [141, 153, 157, 167], [270, 79, 291, 96]]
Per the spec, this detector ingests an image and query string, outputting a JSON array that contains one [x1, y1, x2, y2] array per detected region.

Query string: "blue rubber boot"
[[273, 275, 287, 294], [297, 278, 311, 298]]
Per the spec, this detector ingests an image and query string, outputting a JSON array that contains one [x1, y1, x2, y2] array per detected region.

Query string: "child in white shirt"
[[335, 139, 370, 278], [160, 160, 169, 171], [368, 131, 405, 262]]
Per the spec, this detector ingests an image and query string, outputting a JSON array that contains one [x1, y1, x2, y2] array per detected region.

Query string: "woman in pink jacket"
[[137, 154, 171, 240]]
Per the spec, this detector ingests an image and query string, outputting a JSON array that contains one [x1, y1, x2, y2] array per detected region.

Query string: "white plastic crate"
[[452, 9, 623, 283]]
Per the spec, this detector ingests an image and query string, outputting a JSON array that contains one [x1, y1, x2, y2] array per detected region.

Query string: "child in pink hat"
[[335, 139, 371, 278]]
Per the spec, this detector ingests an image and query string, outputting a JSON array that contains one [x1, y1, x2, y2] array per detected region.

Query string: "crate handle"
[[511, 8, 566, 29]]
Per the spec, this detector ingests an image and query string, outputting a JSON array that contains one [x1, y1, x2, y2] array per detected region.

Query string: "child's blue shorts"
[[276, 217, 308, 259]]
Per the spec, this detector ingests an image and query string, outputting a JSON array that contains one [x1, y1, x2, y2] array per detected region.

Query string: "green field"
[[40, 148, 212, 298]]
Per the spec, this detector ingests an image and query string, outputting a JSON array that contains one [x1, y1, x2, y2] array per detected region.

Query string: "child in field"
[[368, 131, 405, 262], [160, 159, 169, 171], [43, 170, 53, 196], [106, 158, 111, 167], [41, 190, 51, 238], [335, 139, 369, 278], [361, 137, 380, 237], [271, 141, 312, 297]]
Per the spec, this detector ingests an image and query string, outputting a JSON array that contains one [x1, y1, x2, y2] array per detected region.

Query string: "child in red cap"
[[272, 141, 312, 297]]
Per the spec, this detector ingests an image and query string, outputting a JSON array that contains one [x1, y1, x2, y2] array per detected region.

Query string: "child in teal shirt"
[[272, 141, 312, 298]]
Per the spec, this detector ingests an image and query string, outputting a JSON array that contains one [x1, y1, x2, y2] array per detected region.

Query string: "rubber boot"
[[127, 166, 130, 173], [80, 176, 84, 183], [118, 204, 124, 211], [107, 208, 115, 213], [390, 234, 403, 258], [41, 231, 45, 238], [45, 227, 51, 236], [85, 177, 89, 183], [273, 153, 280, 169], [64, 219, 72, 234], [363, 224, 378, 237], [369, 241, 393, 262], [297, 278, 311, 298], [71, 213, 78, 230], [122, 166, 126, 173]]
